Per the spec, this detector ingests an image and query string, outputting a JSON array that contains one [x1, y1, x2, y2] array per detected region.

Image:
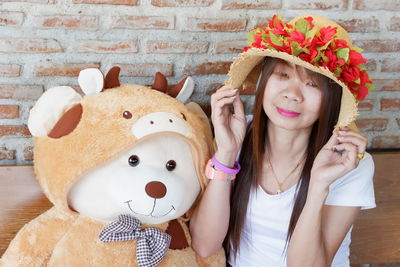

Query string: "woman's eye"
[[307, 82, 319, 88], [276, 71, 289, 78]]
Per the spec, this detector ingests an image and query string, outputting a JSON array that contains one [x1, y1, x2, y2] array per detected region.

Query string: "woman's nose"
[[282, 80, 303, 102]]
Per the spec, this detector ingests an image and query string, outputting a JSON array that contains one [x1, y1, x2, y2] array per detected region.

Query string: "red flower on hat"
[[349, 50, 367, 66], [243, 15, 374, 100]]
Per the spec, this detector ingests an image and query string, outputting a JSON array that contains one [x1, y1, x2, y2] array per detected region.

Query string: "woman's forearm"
[[287, 184, 330, 267], [189, 150, 236, 258]]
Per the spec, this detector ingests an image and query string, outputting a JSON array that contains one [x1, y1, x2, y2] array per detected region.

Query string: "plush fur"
[[0, 74, 225, 266]]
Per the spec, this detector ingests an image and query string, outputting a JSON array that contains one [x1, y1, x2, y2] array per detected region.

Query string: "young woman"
[[190, 15, 375, 267]]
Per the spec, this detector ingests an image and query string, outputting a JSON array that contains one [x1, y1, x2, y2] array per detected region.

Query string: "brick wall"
[[0, 0, 399, 164]]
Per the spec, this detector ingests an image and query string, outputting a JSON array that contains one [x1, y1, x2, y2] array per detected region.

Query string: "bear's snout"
[[145, 181, 167, 199]]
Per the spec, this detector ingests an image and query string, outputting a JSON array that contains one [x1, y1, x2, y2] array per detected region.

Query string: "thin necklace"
[[266, 152, 306, 194]]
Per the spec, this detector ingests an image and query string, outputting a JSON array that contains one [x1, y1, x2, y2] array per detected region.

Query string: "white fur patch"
[[78, 68, 104, 95], [28, 86, 82, 137]]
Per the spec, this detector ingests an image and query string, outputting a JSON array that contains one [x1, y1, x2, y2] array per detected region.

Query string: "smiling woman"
[[190, 14, 375, 267]]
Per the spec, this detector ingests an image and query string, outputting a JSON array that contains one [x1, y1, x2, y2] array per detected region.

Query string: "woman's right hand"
[[210, 85, 247, 166]]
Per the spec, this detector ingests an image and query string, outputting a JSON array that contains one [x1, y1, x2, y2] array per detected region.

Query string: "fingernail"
[[337, 136, 344, 140]]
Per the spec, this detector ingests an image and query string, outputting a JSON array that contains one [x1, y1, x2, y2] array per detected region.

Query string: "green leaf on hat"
[[354, 78, 361, 84], [336, 48, 350, 62], [334, 67, 343, 77], [295, 18, 310, 34], [352, 46, 363, 53], [305, 27, 318, 40], [247, 29, 258, 45], [366, 83, 374, 91], [270, 32, 283, 46], [290, 42, 301, 56]]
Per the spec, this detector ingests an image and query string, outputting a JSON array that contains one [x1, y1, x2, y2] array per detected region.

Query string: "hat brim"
[[224, 48, 359, 131]]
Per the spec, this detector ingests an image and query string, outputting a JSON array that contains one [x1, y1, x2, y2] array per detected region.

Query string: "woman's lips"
[[276, 107, 301, 117]]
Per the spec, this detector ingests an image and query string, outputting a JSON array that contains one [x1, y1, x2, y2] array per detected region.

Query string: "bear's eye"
[[166, 160, 176, 171], [123, 111, 132, 119], [128, 155, 140, 167]]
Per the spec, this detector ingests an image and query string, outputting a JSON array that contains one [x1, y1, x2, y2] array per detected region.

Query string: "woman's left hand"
[[310, 127, 367, 189]]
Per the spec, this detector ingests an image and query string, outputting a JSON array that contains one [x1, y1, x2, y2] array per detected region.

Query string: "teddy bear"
[[0, 66, 225, 267]]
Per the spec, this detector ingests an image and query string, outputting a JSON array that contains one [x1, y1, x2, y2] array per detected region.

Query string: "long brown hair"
[[225, 57, 342, 257]]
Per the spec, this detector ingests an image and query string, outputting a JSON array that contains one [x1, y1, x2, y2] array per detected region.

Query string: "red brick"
[[382, 58, 400, 72], [23, 146, 33, 161], [221, 0, 280, 9], [152, 0, 214, 7], [354, 40, 400, 53], [185, 18, 247, 32], [69, 40, 138, 53], [73, 0, 137, 5], [118, 64, 173, 77], [146, 41, 209, 54], [0, 39, 63, 53], [364, 58, 376, 72], [0, 147, 16, 160], [373, 80, 400, 91], [372, 136, 400, 149], [111, 16, 174, 29], [381, 98, 400, 111], [32, 15, 98, 30], [355, 118, 387, 131], [34, 63, 100, 76], [0, 85, 44, 100], [0, 11, 24, 26], [358, 99, 374, 111], [183, 61, 231, 75], [389, 16, 400, 31], [0, 105, 19, 119], [338, 18, 379, 33], [354, 0, 400, 10], [288, 0, 348, 9], [0, 125, 31, 137], [0, 64, 21, 77], [215, 39, 246, 54]]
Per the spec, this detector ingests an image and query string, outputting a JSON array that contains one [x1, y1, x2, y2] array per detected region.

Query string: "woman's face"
[[262, 61, 323, 131]]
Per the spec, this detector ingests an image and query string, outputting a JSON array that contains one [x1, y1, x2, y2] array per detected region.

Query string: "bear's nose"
[[145, 181, 167, 199]]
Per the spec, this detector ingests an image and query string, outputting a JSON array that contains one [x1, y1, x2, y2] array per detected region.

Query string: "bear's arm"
[[1, 207, 76, 267]]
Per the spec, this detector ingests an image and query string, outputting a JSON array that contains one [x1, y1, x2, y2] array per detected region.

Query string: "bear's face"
[[68, 134, 200, 225], [28, 67, 213, 225]]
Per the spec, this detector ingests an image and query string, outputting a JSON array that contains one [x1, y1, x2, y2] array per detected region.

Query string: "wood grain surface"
[[350, 151, 400, 264], [0, 166, 52, 257]]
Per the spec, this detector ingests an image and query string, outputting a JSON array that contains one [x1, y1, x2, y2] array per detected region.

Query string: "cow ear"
[[174, 76, 194, 103], [48, 104, 83, 138], [28, 86, 83, 138], [104, 66, 121, 90], [78, 68, 104, 95], [152, 72, 168, 93]]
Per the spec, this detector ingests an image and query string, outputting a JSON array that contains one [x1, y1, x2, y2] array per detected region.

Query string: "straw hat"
[[225, 14, 374, 131]]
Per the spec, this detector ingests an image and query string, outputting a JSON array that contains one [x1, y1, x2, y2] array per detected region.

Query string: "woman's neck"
[[265, 120, 311, 161]]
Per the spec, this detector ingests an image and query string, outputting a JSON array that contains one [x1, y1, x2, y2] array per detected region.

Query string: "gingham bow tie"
[[99, 214, 171, 267]]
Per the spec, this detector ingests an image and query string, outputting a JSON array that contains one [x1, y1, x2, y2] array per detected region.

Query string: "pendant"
[[276, 189, 282, 194]]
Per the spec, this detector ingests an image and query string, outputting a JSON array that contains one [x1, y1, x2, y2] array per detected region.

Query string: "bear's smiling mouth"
[[125, 200, 175, 218]]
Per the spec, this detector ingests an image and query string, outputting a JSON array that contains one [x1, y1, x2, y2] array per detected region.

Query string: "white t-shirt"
[[228, 115, 376, 267]]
